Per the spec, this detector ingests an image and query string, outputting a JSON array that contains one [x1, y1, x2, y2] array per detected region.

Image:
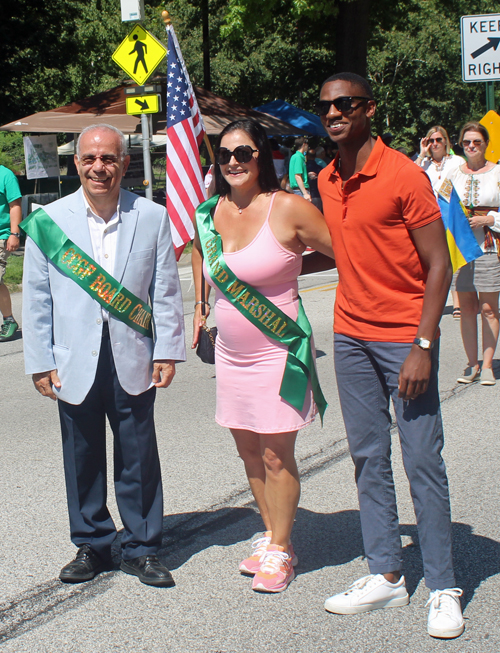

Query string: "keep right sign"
[[461, 14, 500, 82]]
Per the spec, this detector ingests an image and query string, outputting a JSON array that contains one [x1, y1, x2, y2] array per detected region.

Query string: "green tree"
[[0, 1, 168, 126], [368, 0, 500, 150], [2, 0, 500, 154], [166, 0, 336, 110], [0, 133, 24, 173]]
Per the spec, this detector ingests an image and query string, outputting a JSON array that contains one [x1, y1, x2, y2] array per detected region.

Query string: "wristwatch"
[[10, 232, 20, 238], [413, 337, 432, 350]]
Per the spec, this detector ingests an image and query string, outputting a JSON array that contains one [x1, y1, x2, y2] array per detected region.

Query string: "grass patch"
[[3, 240, 190, 293], [4, 253, 23, 291]]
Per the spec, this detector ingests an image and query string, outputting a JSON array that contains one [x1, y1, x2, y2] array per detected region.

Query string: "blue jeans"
[[334, 333, 455, 590]]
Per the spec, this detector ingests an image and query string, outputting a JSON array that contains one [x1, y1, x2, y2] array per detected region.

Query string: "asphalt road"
[[1, 262, 499, 653]]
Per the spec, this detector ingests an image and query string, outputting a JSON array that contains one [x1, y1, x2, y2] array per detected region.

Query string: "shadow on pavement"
[[394, 523, 500, 608], [3, 512, 497, 644], [145, 508, 365, 575], [130, 508, 500, 611]]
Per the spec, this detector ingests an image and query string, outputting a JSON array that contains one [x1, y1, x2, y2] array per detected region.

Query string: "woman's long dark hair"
[[213, 119, 281, 197]]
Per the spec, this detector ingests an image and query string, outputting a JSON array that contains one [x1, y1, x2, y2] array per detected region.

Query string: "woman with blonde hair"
[[416, 126, 463, 193], [416, 126, 464, 318]]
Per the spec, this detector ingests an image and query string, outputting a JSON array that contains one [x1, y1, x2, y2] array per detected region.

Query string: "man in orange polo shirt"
[[316, 73, 464, 639]]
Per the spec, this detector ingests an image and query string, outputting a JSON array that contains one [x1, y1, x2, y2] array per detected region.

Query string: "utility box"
[[120, 0, 145, 22]]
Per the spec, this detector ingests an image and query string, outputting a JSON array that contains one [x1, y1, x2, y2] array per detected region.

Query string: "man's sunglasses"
[[79, 155, 119, 166], [215, 145, 258, 165], [428, 137, 444, 144], [315, 96, 372, 116]]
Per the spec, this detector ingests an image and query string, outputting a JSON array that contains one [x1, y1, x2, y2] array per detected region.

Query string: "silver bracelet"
[[194, 300, 211, 309]]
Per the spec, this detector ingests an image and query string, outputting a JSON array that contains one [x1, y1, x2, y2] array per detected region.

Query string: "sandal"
[[452, 307, 461, 319]]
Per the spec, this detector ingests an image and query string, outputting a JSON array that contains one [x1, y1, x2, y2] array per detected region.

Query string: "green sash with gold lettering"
[[196, 194, 327, 421], [20, 208, 153, 338]]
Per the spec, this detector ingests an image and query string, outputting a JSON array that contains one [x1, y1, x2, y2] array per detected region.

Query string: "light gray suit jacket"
[[22, 188, 186, 405]]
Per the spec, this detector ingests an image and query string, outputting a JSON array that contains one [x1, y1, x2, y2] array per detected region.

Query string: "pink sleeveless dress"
[[204, 193, 317, 433]]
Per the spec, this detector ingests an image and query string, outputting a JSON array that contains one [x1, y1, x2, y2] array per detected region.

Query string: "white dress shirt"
[[84, 193, 121, 321]]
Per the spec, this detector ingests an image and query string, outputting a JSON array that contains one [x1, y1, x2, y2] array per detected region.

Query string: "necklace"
[[227, 193, 260, 214], [432, 155, 449, 181]]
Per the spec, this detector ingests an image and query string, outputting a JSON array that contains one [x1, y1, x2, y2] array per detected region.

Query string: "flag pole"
[[163, 9, 212, 166], [162, 9, 170, 215], [204, 133, 215, 164], [162, 8, 208, 258]]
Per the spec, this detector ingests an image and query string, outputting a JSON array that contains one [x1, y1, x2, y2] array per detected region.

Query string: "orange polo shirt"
[[318, 137, 441, 343]]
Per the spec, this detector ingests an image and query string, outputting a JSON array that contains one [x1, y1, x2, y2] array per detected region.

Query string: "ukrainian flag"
[[437, 182, 483, 272]]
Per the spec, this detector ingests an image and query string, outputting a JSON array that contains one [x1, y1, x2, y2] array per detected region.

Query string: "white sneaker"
[[324, 574, 409, 615], [426, 588, 464, 639]]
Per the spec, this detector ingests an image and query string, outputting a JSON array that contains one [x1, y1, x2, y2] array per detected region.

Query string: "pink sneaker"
[[251, 545, 295, 593], [239, 534, 298, 575], [239, 532, 272, 575]]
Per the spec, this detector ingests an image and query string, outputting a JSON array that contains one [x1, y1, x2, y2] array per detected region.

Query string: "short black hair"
[[214, 119, 281, 197], [321, 72, 374, 100]]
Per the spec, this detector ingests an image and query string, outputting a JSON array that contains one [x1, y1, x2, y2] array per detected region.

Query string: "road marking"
[[301, 282, 338, 293]]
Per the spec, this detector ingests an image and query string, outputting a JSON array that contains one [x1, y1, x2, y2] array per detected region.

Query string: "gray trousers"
[[334, 333, 455, 590]]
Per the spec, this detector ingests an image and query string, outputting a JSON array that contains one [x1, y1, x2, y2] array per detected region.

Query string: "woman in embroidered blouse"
[[415, 126, 463, 194], [443, 122, 500, 386]]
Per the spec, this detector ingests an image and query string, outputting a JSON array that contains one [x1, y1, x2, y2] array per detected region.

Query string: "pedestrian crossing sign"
[[112, 24, 167, 85]]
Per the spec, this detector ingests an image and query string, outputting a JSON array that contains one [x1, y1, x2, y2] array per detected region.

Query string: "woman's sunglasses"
[[215, 145, 258, 165], [428, 137, 444, 144], [462, 139, 485, 147], [315, 96, 372, 116]]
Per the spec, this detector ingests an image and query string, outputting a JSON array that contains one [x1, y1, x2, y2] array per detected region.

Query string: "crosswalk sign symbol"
[[112, 25, 167, 85]]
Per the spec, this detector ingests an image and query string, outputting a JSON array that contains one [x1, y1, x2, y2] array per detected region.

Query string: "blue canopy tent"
[[253, 99, 325, 136]]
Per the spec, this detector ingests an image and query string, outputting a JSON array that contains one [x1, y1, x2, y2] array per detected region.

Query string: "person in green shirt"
[[288, 137, 311, 201], [0, 165, 22, 342]]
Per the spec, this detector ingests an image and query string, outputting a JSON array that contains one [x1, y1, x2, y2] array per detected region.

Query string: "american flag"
[[165, 24, 206, 251]]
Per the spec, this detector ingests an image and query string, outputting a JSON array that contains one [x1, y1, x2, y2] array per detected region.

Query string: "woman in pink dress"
[[192, 119, 334, 593]]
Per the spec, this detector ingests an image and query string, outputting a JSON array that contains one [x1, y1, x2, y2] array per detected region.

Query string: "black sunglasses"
[[428, 137, 444, 144], [316, 96, 372, 116], [215, 145, 258, 165]]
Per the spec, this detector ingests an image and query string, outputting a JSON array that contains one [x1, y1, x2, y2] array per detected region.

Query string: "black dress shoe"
[[59, 545, 112, 583], [120, 555, 175, 587]]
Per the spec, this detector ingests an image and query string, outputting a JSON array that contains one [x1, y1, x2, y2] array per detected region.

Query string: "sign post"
[[113, 25, 167, 200], [486, 80, 496, 112], [461, 14, 500, 112]]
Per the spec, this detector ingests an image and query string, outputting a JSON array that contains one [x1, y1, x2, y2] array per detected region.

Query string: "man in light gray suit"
[[22, 124, 186, 587]]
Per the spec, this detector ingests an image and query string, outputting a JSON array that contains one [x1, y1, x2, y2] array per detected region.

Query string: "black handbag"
[[196, 272, 217, 364]]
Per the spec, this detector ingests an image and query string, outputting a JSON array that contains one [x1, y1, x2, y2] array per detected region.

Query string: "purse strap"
[[201, 268, 207, 317]]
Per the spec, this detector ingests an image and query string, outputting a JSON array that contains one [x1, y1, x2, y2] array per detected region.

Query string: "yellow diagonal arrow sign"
[[125, 94, 161, 115]]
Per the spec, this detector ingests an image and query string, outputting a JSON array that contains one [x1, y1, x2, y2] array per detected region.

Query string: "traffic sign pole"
[[141, 113, 153, 200], [486, 81, 496, 112], [114, 24, 167, 201]]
